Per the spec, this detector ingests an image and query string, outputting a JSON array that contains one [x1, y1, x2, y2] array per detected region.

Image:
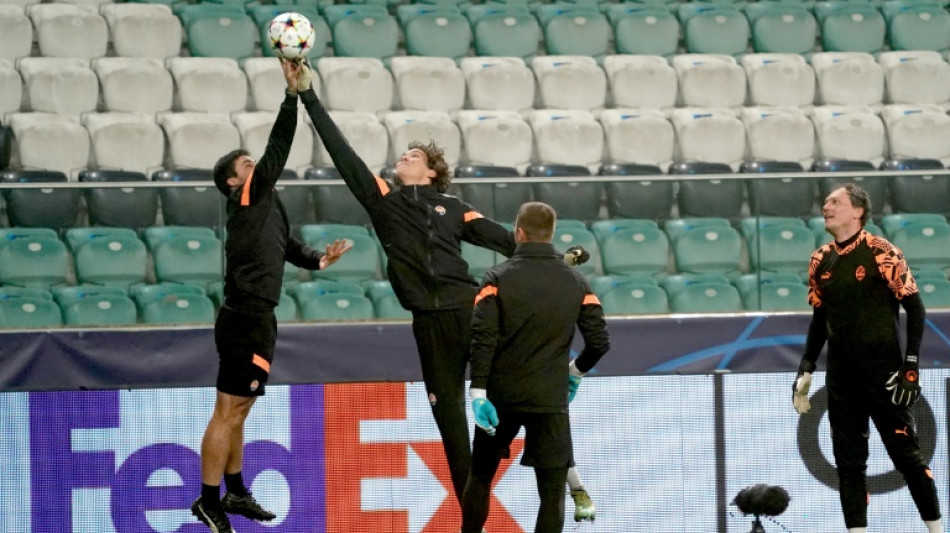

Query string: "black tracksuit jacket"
[[222, 92, 325, 311], [301, 89, 516, 311]]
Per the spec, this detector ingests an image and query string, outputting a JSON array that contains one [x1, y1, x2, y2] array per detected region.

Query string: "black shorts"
[[214, 306, 277, 397], [473, 410, 574, 469]]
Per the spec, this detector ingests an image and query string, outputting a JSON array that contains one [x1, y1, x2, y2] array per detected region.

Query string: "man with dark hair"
[[463, 202, 610, 533], [792, 184, 942, 533], [295, 64, 588, 517], [191, 59, 351, 533]]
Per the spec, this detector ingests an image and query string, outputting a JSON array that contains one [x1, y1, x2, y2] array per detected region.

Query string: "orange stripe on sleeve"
[[464, 210, 484, 223], [251, 353, 271, 374], [240, 170, 254, 206], [474, 285, 497, 306], [374, 176, 391, 196], [582, 294, 601, 306]]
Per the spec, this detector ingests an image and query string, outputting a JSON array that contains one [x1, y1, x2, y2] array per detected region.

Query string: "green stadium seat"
[[545, 226, 596, 277], [64, 227, 139, 252], [141, 292, 216, 325], [536, 4, 610, 61], [745, 2, 818, 54], [599, 284, 670, 315], [397, 4, 472, 60], [918, 278, 950, 308], [890, 222, 950, 273], [291, 279, 365, 308], [880, 213, 948, 239], [131, 282, 207, 312], [323, 5, 399, 62], [300, 224, 370, 242], [0, 286, 53, 302], [747, 225, 815, 277], [606, 5, 680, 57], [662, 273, 732, 298], [589, 275, 659, 297], [742, 280, 810, 311], [670, 281, 743, 313], [366, 284, 411, 319], [462, 241, 501, 280], [739, 216, 807, 241], [177, 4, 257, 59], [61, 293, 138, 326], [677, 3, 750, 56], [0, 236, 69, 289], [673, 226, 742, 276], [298, 293, 374, 321], [733, 272, 805, 300], [152, 234, 223, 288], [73, 236, 148, 290], [144, 226, 218, 252], [591, 219, 659, 242], [814, 1, 886, 53], [250, 5, 330, 60], [275, 289, 299, 322], [882, 0, 950, 51], [0, 297, 63, 329], [304, 232, 380, 282], [465, 4, 541, 60], [664, 217, 733, 243], [600, 227, 668, 278], [0, 228, 59, 242]]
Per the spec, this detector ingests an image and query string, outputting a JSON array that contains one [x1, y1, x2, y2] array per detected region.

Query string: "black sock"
[[201, 484, 221, 506], [224, 472, 248, 496]]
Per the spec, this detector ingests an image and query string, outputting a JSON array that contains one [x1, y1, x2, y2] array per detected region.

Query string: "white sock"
[[926, 519, 943, 533], [566, 466, 584, 491], [847, 528, 867, 533]]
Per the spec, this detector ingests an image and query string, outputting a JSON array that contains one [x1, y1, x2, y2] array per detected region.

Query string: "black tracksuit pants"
[[412, 307, 474, 506]]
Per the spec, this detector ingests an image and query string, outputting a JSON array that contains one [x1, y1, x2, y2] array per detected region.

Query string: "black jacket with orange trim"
[[470, 242, 610, 413], [301, 88, 516, 311], [221, 92, 325, 311]]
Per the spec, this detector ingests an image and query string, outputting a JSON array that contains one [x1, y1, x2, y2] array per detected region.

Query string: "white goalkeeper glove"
[[792, 372, 812, 414]]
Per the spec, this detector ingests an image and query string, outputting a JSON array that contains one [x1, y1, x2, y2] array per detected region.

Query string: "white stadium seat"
[[317, 57, 393, 113], [83, 112, 164, 175], [0, 58, 22, 116], [166, 57, 247, 113], [232, 111, 314, 176], [528, 109, 605, 173], [28, 3, 108, 59], [158, 112, 241, 169], [460, 56, 535, 112], [600, 108, 675, 171], [671, 108, 746, 170], [531, 55, 608, 111], [390, 56, 465, 113], [673, 54, 746, 109], [878, 51, 950, 107], [0, 5, 32, 62], [742, 53, 816, 108], [100, 3, 182, 58], [244, 57, 321, 113], [8, 112, 90, 179], [457, 110, 533, 172], [882, 104, 950, 166], [603, 54, 678, 114], [18, 57, 98, 115], [311, 111, 390, 173], [384, 111, 461, 168], [92, 57, 173, 114], [811, 105, 886, 167], [811, 52, 884, 110], [741, 107, 815, 169]]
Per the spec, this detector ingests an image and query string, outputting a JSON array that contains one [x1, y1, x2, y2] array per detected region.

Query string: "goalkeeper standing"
[[792, 184, 941, 533], [462, 202, 609, 533]]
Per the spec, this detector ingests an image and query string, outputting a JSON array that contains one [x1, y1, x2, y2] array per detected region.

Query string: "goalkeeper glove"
[[568, 359, 584, 403], [564, 245, 590, 267], [792, 372, 812, 414], [470, 388, 498, 436], [296, 60, 313, 93], [885, 354, 920, 407]]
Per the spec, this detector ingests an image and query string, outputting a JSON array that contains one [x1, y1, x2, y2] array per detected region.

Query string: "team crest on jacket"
[[855, 265, 866, 281], [434, 205, 446, 216]]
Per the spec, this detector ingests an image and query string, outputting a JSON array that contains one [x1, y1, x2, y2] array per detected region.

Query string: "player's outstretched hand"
[[296, 59, 312, 93], [885, 354, 920, 407], [319, 239, 353, 270], [564, 245, 590, 267], [280, 58, 299, 93], [470, 388, 498, 436], [792, 371, 812, 414]]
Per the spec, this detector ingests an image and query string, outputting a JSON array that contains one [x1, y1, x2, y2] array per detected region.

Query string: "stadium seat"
[[733, 271, 804, 298], [317, 57, 394, 113], [742, 162, 816, 218], [233, 111, 314, 176], [599, 284, 670, 314], [0, 297, 63, 329], [0, 170, 80, 229], [677, 3, 750, 56], [882, 159, 950, 216], [273, 289, 299, 322], [745, 2, 818, 54], [141, 292, 216, 325], [589, 274, 658, 296], [250, 5, 330, 61], [299, 293, 374, 321], [460, 57, 536, 112], [814, 0, 886, 53], [53, 285, 124, 307], [131, 282, 206, 311], [272, 172, 313, 229], [18, 58, 98, 115], [741, 54, 816, 108], [742, 280, 810, 311], [454, 165, 530, 223], [92, 57, 174, 114], [747, 225, 815, 277], [0, 227, 59, 243], [0, 59, 20, 116], [881, 213, 949, 238], [739, 216, 808, 240], [662, 273, 732, 299], [304, 232, 380, 283], [166, 57, 248, 114], [600, 227, 669, 278], [553, 226, 600, 276], [370, 290, 412, 319], [152, 233, 223, 288], [673, 54, 747, 109], [673, 225, 742, 276], [742, 107, 815, 170], [664, 217, 732, 242], [60, 292, 138, 326], [177, 4, 256, 59], [881, 105, 950, 166], [158, 113, 241, 169], [100, 3, 182, 58], [79, 170, 158, 229], [591, 218, 659, 242], [311, 111, 389, 173], [671, 108, 746, 171], [529, 110, 605, 175], [890, 222, 950, 273], [878, 51, 950, 106], [600, 109, 675, 171], [396, 4, 472, 60], [0, 5, 32, 61], [461, 240, 500, 279], [83, 113, 164, 176], [301, 223, 370, 242], [670, 281, 743, 313], [535, 4, 610, 61], [457, 110, 533, 173], [528, 165, 602, 222], [532, 55, 608, 111], [72, 235, 148, 289], [464, 4, 541, 61], [390, 57, 465, 112], [64, 227, 138, 252], [152, 169, 225, 229], [291, 279, 366, 307], [811, 52, 884, 108], [918, 278, 950, 308], [384, 111, 461, 168], [811, 106, 886, 168], [305, 167, 372, 226], [606, 6, 680, 57], [600, 163, 673, 221], [603, 55, 677, 113], [881, 0, 950, 52], [245, 58, 318, 113], [0, 234, 69, 289], [323, 5, 399, 63], [671, 163, 744, 221], [28, 3, 107, 58]]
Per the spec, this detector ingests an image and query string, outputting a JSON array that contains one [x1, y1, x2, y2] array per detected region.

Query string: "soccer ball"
[[268, 12, 316, 60]]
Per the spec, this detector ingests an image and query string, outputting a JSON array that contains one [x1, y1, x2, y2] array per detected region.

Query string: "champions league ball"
[[268, 12, 316, 60]]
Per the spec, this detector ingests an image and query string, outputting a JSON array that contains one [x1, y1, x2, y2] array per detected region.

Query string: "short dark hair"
[[408, 140, 451, 193], [840, 183, 871, 227], [213, 148, 250, 196], [515, 202, 557, 243]]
